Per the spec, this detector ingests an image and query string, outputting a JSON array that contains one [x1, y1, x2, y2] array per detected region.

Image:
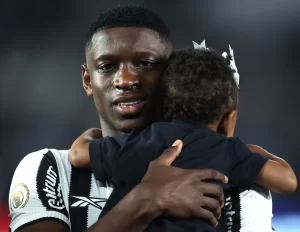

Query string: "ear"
[[217, 110, 237, 137], [82, 63, 93, 96]]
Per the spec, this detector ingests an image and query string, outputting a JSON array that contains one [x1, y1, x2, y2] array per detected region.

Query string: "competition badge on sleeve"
[[10, 183, 30, 210]]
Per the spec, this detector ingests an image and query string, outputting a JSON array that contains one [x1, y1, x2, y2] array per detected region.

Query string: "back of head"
[[85, 5, 170, 50], [163, 48, 239, 124]]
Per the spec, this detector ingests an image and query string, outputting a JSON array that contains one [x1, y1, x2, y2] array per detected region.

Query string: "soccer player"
[[69, 47, 297, 231], [8, 6, 227, 232]]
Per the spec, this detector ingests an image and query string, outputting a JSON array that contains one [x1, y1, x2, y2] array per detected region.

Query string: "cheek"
[[91, 75, 112, 110], [144, 73, 161, 92]]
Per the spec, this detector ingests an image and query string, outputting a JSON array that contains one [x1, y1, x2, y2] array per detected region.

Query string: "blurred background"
[[1, 0, 299, 231]]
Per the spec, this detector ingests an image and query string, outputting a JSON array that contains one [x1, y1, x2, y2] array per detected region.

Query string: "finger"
[[200, 196, 222, 220], [191, 181, 224, 208], [195, 169, 228, 184], [192, 207, 218, 227], [205, 192, 224, 210], [156, 140, 183, 166]]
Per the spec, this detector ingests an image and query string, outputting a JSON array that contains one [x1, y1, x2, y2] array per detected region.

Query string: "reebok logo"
[[71, 196, 107, 209]]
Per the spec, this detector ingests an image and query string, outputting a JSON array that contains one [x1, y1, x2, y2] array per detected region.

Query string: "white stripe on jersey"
[[87, 180, 113, 228]]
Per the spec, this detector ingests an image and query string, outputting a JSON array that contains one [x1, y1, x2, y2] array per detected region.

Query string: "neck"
[[207, 122, 218, 132], [99, 118, 122, 137]]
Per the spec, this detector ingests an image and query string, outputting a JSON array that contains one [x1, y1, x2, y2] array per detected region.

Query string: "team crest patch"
[[10, 183, 30, 210], [36, 151, 69, 218]]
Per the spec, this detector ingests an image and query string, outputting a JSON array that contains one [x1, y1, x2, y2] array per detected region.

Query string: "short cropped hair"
[[163, 48, 239, 124], [85, 5, 170, 50]]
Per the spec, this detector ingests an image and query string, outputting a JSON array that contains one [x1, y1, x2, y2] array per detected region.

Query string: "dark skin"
[[18, 27, 227, 232], [84, 27, 169, 136]]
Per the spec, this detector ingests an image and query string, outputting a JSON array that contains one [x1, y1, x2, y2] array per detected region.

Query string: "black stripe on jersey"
[[36, 151, 69, 219], [224, 188, 241, 232], [69, 167, 92, 232]]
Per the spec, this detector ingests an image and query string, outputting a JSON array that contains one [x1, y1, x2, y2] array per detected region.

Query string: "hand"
[[138, 140, 228, 227]]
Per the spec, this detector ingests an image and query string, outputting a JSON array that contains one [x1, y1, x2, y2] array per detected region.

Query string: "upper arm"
[[229, 139, 268, 189], [256, 159, 296, 193], [247, 144, 297, 193], [9, 149, 70, 232]]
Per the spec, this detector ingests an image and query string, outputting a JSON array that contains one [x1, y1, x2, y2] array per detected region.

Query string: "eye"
[[136, 60, 157, 68], [97, 63, 117, 73]]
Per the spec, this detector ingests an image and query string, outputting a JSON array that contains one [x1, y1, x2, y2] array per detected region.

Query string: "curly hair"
[[163, 48, 239, 124]]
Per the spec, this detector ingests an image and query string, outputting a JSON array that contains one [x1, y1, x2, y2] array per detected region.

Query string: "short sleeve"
[[9, 149, 70, 232], [229, 138, 268, 190], [89, 134, 130, 182], [89, 139, 108, 182]]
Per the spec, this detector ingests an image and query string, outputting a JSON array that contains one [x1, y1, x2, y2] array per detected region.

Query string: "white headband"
[[192, 40, 239, 88]]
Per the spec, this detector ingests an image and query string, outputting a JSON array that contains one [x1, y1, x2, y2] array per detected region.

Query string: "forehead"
[[87, 27, 171, 59]]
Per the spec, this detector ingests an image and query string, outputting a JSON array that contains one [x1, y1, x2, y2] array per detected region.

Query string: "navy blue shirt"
[[89, 120, 268, 232]]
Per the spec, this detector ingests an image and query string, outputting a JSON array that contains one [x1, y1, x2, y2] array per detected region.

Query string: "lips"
[[113, 96, 146, 116]]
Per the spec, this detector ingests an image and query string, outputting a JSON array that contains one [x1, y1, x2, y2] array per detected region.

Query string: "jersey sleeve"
[[9, 149, 70, 231], [89, 139, 108, 182], [229, 138, 268, 190]]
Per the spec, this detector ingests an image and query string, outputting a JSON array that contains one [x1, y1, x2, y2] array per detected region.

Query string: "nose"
[[113, 66, 141, 91]]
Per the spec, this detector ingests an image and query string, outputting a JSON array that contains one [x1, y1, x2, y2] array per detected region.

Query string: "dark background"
[[1, 0, 299, 230]]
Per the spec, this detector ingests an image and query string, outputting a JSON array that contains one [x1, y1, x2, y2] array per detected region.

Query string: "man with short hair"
[[9, 5, 226, 232]]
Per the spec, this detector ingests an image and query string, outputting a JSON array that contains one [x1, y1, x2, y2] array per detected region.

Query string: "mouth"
[[113, 97, 146, 116]]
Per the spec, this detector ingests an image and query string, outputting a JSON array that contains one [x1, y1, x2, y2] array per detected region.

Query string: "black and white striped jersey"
[[9, 148, 274, 232], [9, 149, 113, 232]]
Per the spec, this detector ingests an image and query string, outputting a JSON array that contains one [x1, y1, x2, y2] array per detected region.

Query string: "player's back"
[[96, 120, 268, 232], [109, 120, 261, 192]]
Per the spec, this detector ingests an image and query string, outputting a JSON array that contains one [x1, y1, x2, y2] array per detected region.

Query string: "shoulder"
[[9, 148, 71, 231], [13, 148, 70, 172]]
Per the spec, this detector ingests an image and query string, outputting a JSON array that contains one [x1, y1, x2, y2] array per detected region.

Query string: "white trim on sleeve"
[[10, 211, 69, 232]]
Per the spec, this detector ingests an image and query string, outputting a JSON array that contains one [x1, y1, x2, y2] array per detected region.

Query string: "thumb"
[[156, 140, 183, 166]]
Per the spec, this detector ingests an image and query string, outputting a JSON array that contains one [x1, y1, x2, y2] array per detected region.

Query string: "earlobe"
[[82, 64, 93, 96]]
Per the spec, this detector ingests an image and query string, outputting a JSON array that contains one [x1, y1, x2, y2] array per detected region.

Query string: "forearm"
[[71, 128, 102, 149], [69, 143, 91, 168], [85, 184, 160, 232]]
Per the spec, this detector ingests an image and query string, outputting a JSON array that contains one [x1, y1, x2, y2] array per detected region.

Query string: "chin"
[[116, 117, 152, 133]]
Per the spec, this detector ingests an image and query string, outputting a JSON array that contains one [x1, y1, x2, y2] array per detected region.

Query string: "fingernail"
[[224, 176, 228, 183], [172, 140, 181, 147]]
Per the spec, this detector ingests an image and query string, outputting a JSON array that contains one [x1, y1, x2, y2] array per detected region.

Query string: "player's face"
[[83, 27, 172, 134]]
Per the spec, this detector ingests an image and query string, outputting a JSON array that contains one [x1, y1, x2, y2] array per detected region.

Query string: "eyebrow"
[[95, 51, 163, 62]]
